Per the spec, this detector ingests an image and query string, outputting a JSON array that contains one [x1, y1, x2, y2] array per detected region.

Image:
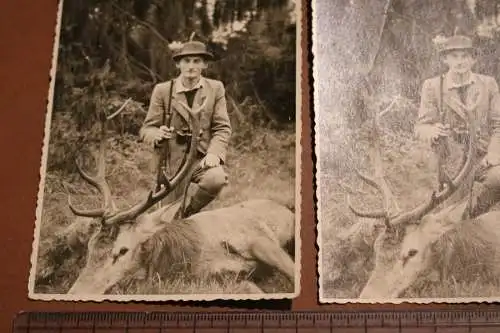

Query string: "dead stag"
[[57, 108, 295, 297]]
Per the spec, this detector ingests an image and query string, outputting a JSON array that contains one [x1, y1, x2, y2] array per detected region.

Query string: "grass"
[[318, 96, 500, 300], [32, 114, 296, 296]]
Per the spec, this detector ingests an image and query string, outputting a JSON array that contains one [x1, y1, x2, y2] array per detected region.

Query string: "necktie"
[[457, 85, 469, 105]]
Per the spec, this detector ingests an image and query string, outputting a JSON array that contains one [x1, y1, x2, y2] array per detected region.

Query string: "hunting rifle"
[[155, 79, 175, 193]]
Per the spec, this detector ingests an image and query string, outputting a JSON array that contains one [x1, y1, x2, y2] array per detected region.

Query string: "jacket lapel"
[[192, 78, 208, 112], [465, 80, 483, 111], [171, 80, 190, 123], [443, 89, 468, 121], [171, 77, 208, 123]]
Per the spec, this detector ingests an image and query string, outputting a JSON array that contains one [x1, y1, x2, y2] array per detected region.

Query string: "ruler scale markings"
[[26, 312, 31, 333], [43, 311, 48, 331], [232, 313, 249, 333], [10, 311, 500, 332], [469, 311, 487, 328], [148, 312, 162, 331], [101, 313, 113, 333], [369, 311, 399, 333], [75, 312, 80, 332], [278, 312, 293, 333], [129, 314, 157, 333], [297, 311, 321, 333]]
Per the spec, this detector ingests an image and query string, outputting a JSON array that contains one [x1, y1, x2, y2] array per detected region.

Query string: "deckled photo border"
[[314, 0, 500, 304], [28, 0, 303, 302]]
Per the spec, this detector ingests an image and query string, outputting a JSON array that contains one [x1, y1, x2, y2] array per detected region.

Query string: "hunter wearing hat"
[[415, 34, 500, 219], [139, 40, 231, 219]]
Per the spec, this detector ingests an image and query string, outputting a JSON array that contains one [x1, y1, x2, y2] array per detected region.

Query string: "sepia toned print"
[[314, 0, 500, 303], [28, 0, 302, 302]]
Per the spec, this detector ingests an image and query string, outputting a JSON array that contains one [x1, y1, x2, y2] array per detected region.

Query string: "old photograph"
[[315, 0, 500, 303], [28, 0, 302, 302]]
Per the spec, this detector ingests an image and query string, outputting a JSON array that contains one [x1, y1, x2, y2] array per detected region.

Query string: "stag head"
[[347, 101, 477, 300], [65, 104, 202, 295]]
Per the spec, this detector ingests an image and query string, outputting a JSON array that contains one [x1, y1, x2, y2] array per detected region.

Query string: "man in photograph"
[[415, 34, 500, 219], [139, 40, 232, 219]]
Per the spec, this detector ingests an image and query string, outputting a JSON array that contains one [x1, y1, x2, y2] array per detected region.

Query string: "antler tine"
[[104, 110, 201, 225], [348, 101, 401, 225], [347, 169, 388, 218], [64, 182, 105, 218], [68, 111, 117, 219], [390, 109, 477, 226], [95, 118, 117, 214]]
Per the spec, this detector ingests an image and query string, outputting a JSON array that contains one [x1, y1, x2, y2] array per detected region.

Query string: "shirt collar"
[[443, 71, 476, 90], [174, 75, 204, 93]]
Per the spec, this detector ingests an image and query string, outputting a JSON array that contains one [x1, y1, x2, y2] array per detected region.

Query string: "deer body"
[[68, 199, 295, 295]]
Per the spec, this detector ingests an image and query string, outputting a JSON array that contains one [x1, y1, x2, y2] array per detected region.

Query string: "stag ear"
[[404, 224, 418, 234], [419, 199, 469, 244], [158, 198, 184, 223]]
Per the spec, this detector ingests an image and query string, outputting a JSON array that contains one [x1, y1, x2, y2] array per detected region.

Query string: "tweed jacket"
[[139, 76, 232, 173], [415, 72, 500, 159]]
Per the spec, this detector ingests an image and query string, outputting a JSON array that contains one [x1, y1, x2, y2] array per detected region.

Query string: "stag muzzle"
[[358, 259, 425, 299], [68, 256, 137, 295]]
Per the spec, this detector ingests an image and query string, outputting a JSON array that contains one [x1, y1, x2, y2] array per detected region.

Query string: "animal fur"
[[138, 219, 203, 281]]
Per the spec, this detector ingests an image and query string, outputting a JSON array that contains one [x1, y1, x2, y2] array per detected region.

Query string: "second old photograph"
[[314, 0, 500, 303]]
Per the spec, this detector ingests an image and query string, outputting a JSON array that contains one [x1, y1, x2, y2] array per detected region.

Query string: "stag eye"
[[119, 247, 129, 256], [407, 249, 418, 257]]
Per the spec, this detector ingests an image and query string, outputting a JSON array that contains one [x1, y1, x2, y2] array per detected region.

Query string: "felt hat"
[[172, 41, 214, 61], [439, 35, 475, 54]]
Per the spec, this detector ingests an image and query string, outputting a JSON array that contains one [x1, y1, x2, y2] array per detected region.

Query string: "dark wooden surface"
[[1, 1, 499, 332]]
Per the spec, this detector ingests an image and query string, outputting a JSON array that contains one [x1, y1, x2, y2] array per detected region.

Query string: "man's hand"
[[153, 126, 174, 146], [475, 153, 500, 182], [428, 123, 451, 143], [416, 123, 451, 145], [199, 153, 220, 169], [480, 152, 500, 169]]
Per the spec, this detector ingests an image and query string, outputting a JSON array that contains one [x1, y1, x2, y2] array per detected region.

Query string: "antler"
[[347, 170, 399, 221], [67, 101, 201, 225], [349, 100, 477, 227], [347, 104, 401, 227], [67, 112, 117, 218]]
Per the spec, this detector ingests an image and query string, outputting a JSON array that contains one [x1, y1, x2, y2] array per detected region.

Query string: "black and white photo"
[[314, 0, 500, 303], [28, 0, 302, 302]]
